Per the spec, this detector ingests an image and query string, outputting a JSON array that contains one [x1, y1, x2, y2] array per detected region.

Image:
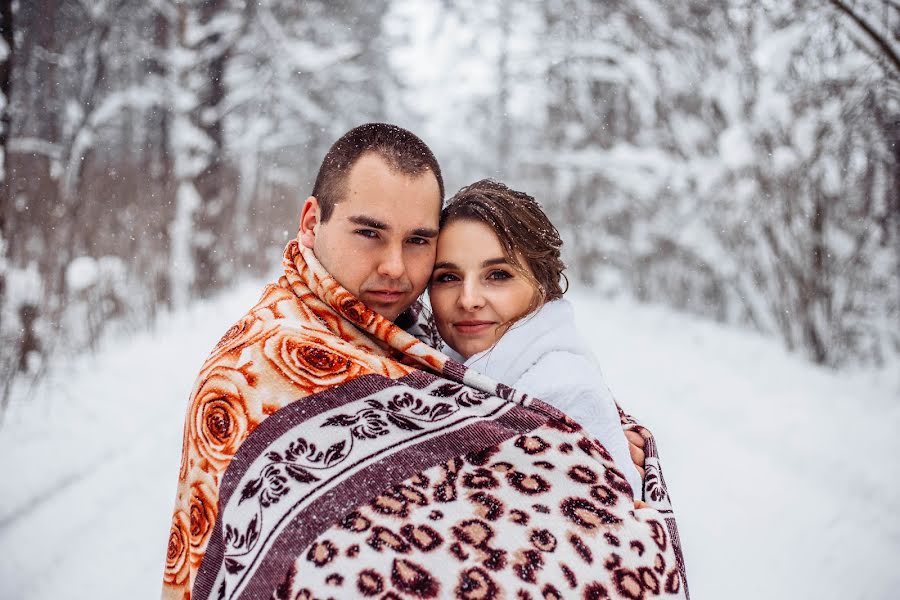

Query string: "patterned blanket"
[[163, 238, 689, 599]]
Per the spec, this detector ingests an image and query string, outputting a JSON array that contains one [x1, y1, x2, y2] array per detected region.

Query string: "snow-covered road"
[[2, 283, 898, 599]]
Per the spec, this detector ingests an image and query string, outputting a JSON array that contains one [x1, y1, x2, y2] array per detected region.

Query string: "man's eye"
[[408, 236, 429, 246], [487, 270, 513, 280], [355, 229, 378, 239]]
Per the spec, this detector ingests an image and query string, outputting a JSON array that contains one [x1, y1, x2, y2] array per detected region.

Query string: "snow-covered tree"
[[0, 0, 402, 407], [1, 0, 896, 413], [393, 0, 898, 366]]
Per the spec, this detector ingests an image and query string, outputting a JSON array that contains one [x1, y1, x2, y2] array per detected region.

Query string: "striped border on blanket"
[[193, 371, 549, 599]]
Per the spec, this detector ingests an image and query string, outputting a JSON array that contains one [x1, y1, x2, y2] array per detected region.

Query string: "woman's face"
[[430, 219, 538, 359]]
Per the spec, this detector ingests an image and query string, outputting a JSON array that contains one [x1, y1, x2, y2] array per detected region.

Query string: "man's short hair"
[[312, 123, 445, 222]]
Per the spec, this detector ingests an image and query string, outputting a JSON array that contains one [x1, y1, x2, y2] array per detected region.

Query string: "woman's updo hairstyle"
[[440, 179, 567, 305]]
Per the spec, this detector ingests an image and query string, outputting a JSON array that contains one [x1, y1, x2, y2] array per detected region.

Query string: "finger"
[[624, 430, 646, 448], [628, 441, 645, 467]]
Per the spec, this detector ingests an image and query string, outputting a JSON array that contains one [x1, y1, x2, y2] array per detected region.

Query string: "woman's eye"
[[487, 270, 513, 280], [433, 272, 459, 283]]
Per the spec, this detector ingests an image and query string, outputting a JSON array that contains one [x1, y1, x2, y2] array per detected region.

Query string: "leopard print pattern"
[[275, 425, 685, 599]]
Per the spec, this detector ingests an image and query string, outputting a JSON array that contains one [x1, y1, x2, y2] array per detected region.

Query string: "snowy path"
[[1, 283, 898, 599], [576, 299, 900, 599], [0, 281, 266, 599]]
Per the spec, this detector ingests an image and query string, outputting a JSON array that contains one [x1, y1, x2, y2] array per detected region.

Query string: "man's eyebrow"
[[346, 217, 437, 239], [347, 215, 388, 230], [411, 227, 439, 238]]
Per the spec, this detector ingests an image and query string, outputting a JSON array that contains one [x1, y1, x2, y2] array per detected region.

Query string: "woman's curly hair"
[[440, 179, 567, 309]]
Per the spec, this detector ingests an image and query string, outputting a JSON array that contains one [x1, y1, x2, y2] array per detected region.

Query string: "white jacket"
[[445, 299, 643, 498]]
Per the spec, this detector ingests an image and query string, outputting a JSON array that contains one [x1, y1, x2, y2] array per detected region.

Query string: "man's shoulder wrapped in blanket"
[[162, 239, 689, 600]]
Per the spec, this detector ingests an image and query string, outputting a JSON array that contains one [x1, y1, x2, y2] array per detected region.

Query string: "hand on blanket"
[[626, 430, 648, 509], [625, 429, 646, 480]]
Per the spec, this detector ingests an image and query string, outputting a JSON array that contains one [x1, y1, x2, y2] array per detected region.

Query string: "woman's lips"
[[453, 320, 495, 334]]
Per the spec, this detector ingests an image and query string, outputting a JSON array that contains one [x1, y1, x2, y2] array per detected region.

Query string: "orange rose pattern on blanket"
[[164, 240, 420, 598], [162, 237, 689, 599]]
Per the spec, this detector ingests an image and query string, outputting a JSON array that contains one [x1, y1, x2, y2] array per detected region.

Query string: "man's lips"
[[364, 289, 407, 303], [452, 320, 496, 334]]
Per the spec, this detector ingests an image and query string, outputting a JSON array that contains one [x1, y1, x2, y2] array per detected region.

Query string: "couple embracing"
[[163, 123, 689, 599]]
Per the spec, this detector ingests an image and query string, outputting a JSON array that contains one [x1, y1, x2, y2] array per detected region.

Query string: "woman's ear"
[[298, 197, 320, 249]]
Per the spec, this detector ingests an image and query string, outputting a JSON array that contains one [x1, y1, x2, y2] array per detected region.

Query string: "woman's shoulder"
[[514, 299, 579, 347], [525, 299, 599, 360], [515, 351, 602, 397]]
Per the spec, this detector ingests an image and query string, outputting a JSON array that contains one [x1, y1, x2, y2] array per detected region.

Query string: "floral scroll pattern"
[[214, 379, 499, 587]]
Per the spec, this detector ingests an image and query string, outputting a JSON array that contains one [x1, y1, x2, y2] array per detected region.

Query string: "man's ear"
[[298, 196, 320, 249]]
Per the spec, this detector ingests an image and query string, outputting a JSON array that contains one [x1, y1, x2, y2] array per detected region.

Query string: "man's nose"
[[377, 244, 405, 280], [458, 280, 484, 311]]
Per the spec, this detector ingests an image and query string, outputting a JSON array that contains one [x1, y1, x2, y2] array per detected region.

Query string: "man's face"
[[299, 153, 441, 321]]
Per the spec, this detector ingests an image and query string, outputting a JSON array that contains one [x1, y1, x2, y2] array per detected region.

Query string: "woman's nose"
[[458, 280, 484, 310]]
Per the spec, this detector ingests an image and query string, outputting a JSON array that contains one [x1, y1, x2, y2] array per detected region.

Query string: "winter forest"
[[1, 1, 899, 598], [1, 0, 898, 403]]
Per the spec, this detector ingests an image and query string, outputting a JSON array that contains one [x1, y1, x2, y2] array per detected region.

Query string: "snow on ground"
[[1, 283, 898, 599], [571, 292, 900, 600], [0, 280, 265, 599]]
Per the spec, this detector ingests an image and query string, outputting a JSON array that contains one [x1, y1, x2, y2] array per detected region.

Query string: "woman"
[[429, 178, 643, 497]]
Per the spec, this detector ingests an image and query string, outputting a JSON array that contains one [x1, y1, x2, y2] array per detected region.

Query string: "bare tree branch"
[[828, 0, 900, 76]]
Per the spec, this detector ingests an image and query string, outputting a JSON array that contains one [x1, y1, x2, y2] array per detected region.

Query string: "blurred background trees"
[[397, 0, 898, 367], [0, 0, 897, 406]]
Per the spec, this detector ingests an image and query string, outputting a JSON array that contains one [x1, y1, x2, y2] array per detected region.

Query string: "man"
[[297, 127, 442, 323], [162, 124, 687, 599]]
